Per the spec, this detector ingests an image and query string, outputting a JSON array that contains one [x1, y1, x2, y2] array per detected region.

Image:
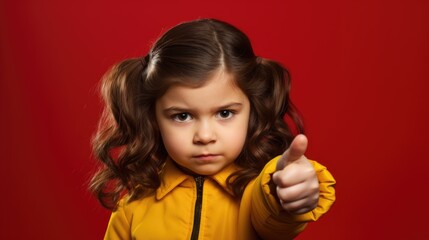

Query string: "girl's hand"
[[272, 134, 319, 214]]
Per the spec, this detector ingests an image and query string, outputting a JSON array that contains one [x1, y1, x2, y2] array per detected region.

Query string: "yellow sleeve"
[[104, 199, 132, 240], [250, 156, 336, 239]]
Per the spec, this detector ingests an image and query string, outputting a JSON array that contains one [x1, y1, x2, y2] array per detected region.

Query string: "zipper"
[[190, 176, 205, 240]]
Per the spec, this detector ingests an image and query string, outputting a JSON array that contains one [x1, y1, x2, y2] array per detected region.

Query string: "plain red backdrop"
[[1, 0, 428, 239]]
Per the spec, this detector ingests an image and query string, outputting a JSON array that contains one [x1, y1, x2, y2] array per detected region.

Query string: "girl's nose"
[[193, 121, 217, 145]]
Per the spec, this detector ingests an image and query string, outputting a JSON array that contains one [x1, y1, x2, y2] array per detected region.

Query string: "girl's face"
[[155, 70, 250, 175]]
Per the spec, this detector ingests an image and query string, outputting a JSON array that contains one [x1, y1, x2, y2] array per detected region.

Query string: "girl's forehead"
[[157, 71, 248, 109], [163, 70, 239, 94]]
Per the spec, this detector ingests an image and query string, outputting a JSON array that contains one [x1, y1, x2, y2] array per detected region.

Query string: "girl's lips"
[[193, 154, 220, 161]]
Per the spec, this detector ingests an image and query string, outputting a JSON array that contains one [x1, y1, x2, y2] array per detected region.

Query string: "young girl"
[[90, 18, 335, 240]]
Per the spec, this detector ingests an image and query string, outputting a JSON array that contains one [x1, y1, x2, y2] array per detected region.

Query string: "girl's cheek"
[[162, 127, 193, 154], [227, 123, 248, 155]]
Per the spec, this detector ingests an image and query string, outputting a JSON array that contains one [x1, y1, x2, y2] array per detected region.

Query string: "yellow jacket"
[[105, 156, 336, 240]]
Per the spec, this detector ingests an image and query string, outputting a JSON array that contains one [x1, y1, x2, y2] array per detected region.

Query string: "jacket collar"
[[156, 159, 240, 200]]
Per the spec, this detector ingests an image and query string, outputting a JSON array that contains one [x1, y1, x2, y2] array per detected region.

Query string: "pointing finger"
[[276, 134, 308, 170]]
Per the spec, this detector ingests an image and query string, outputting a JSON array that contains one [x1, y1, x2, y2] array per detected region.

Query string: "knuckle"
[[274, 172, 289, 187], [277, 188, 291, 201], [303, 166, 316, 176], [311, 181, 320, 192]]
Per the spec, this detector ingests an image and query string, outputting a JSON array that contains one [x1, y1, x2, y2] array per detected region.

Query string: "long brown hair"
[[89, 19, 304, 210]]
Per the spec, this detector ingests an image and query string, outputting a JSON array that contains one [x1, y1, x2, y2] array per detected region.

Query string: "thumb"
[[276, 134, 308, 171]]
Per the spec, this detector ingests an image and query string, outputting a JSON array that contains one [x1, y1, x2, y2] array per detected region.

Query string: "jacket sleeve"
[[250, 156, 336, 239], [104, 199, 132, 240]]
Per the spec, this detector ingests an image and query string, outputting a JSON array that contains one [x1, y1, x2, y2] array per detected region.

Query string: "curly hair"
[[89, 18, 304, 210]]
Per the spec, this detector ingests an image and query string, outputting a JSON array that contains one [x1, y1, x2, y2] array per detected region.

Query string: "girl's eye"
[[216, 110, 234, 119], [172, 113, 192, 122]]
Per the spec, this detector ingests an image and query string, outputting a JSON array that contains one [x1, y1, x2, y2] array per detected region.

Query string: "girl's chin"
[[175, 162, 225, 176]]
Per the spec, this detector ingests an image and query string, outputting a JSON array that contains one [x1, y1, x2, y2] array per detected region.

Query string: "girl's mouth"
[[193, 154, 220, 162]]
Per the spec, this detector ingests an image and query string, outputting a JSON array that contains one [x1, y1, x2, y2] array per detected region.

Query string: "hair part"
[[89, 18, 304, 210]]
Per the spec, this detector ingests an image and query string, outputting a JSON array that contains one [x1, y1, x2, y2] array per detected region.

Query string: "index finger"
[[276, 134, 308, 170]]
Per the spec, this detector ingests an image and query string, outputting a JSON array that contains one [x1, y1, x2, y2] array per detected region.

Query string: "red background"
[[1, 0, 428, 239]]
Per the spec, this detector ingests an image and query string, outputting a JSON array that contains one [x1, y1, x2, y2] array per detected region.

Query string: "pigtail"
[[89, 56, 164, 210], [258, 57, 304, 138], [228, 57, 304, 196]]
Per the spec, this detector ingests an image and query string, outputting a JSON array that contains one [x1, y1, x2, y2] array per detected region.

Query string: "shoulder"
[[116, 193, 155, 219]]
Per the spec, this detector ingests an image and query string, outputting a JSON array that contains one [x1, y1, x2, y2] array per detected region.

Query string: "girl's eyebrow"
[[163, 102, 243, 113], [216, 102, 243, 109]]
